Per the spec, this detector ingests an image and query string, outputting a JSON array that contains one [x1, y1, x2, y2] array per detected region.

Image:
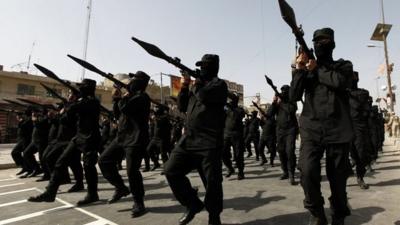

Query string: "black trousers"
[[147, 139, 171, 165], [369, 130, 379, 160], [350, 127, 372, 179], [299, 140, 352, 218], [258, 137, 277, 164], [47, 137, 99, 196], [43, 141, 83, 184], [99, 138, 145, 203], [23, 141, 47, 172], [98, 138, 127, 190], [277, 132, 296, 176], [222, 135, 244, 173], [164, 145, 223, 216], [245, 133, 260, 158], [11, 140, 29, 169]]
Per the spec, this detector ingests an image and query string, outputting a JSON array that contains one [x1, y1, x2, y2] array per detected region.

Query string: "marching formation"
[[3, 1, 390, 225]]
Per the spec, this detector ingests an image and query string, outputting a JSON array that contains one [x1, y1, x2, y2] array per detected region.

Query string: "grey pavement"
[[0, 140, 399, 225], [0, 144, 16, 169]]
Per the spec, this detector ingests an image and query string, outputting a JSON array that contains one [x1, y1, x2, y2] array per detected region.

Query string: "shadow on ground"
[[370, 178, 400, 187], [375, 165, 400, 171], [224, 191, 286, 213], [224, 206, 384, 225]]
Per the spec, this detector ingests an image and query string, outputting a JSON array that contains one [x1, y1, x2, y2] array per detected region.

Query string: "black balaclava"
[[78, 79, 96, 97], [368, 96, 373, 106], [154, 105, 165, 116], [251, 110, 258, 118], [313, 28, 335, 64], [352, 71, 359, 89], [372, 105, 379, 114], [228, 93, 239, 107], [128, 71, 150, 93], [195, 54, 219, 82], [280, 85, 290, 101], [24, 107, 33, 118]]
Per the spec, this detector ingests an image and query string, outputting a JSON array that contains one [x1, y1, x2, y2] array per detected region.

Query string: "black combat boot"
[[208, 214, 222, 225], [331, 215, 345, 225], [131, 201, 147, 218], [280, 173, 289, 180], [225, 168, 235, 178], [77, 192, 99, 206], [357, 177, 369, 190], [178, 199, 204, 225], [108, 186, 130, 204], [67, 182, 84, 192], [237, 171, 245, 180], [289, 173, 296, 185], [308, 214, 328, 225], [28, 191, 56, 202]]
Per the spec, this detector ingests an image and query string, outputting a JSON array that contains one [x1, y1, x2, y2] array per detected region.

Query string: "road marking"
[[0, 183, 24, 188], [0, 188, 36, 196], [34, 188, 118, 225], [0, 205, 72, 225], [0, 178, 17, 182], [0, 199, 27, 208], [83, 220, 114, 225]]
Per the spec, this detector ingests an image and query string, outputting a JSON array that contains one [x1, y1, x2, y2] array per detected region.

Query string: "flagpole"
[[81, 0, 92, 81]]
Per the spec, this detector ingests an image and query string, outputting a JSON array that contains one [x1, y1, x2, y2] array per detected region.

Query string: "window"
[[17, 84, 35, 95]]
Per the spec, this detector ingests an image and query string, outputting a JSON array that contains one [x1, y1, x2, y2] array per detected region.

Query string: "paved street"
[[0, 140, 399, 225]]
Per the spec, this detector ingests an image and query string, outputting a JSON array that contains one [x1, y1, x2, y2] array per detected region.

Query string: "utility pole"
[[81, 0, 92, 81], [160, 73, 172, 104], [160, 72, 164, 104], [370, 0, 394, 112], [381, 0, 394, 112], [27, 41, 36, 71]]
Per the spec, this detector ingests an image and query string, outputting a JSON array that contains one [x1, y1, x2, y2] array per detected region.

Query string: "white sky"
[[0, 0, 399, 111]]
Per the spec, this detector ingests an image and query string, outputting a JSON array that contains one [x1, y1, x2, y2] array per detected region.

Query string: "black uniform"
[[376, 107, 385, 152], [42, 108, 83, 187], [164, 54, 228, 224], [222, 97, 245, 179], [99, 72, 151, 214], [369, 105, 381, 160], [147, 109, 172, 168], [11, 113, 33, 173], [258, 106, 277, 166], [245, 112, 260, 159], [100, 117, 111, 154], [28, 79, 101, 205], [23, 111, 50, 176], [39, 114, 59, 179], [349, 85, 373, 188], [270, 88, 298, 181], [291, 28, 354, 222], [171, 117, 183, 148]]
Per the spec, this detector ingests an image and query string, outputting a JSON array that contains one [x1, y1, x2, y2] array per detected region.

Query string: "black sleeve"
[[177, 86, 190, 113], [193, 79, 228, 106], [269, 102, 279, 116], [290, 69, 308, 102], [112, 98, 121, 120], [119, 94, 146, 115], [317, 60, 353, 91]]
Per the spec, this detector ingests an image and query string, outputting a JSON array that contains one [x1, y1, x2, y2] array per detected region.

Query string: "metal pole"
[[383, 34, 394, 112], [380, 0, 394, 112], [160, 72, 164, 104], [81, 0, 92, 81]]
